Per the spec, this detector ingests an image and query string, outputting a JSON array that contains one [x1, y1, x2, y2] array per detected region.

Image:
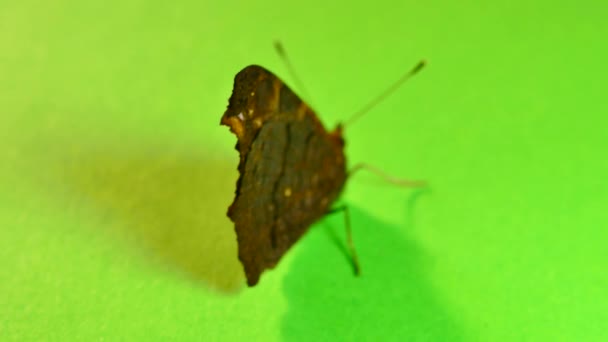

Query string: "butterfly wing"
[[221, 65, 347, 286]]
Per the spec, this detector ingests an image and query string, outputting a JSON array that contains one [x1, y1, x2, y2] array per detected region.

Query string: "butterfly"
[[221, 44, 425, 286]]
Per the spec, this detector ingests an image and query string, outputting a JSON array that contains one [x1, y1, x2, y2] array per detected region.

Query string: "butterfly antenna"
[[343, 60, 426, 127], [274, 41, 314, 106]]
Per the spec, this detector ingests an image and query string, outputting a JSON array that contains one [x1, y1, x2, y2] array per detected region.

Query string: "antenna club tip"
[[274, 41, 286, 55], [412, 59, 426, 74]]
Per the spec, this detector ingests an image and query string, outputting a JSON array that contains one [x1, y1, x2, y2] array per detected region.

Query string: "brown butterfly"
[[221, 44, 424, 286]]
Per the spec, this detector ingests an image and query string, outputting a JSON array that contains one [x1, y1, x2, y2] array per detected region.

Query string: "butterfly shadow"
[[281, 189, 467, 340], [53, 143, 245, 294]]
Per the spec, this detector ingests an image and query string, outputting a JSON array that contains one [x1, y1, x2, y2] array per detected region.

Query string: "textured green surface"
[[2, 1, 607, 341]]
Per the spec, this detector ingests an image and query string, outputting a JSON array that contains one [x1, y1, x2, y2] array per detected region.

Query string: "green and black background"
[[2, 1, 606, 341]]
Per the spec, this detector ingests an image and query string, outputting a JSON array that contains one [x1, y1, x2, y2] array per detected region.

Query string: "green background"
[[2, 1, 607, 341]]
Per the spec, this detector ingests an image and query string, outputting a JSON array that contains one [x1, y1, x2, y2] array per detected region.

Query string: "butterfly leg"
[[348, 163, 427, 188], [326, 205, 361, 276]]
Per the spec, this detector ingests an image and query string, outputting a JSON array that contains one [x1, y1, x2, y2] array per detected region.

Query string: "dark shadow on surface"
[[53, 145, 244, 293], [282, 196, 466, 341]]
